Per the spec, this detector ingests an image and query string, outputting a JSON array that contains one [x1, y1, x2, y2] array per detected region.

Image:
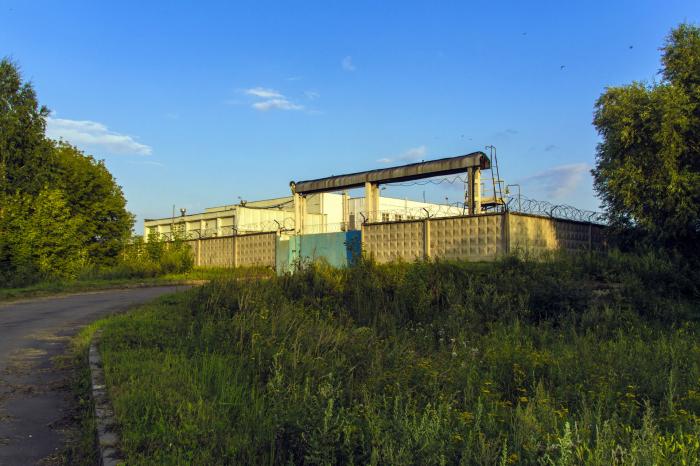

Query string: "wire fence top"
[[506, 195, 605, 224]]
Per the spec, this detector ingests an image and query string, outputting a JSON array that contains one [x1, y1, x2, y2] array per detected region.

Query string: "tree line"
[[593, 24, 700, 253], [0, 59, 133, 286]]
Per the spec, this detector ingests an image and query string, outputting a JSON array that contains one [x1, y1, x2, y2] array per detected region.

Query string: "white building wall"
[[305, 193, 344, 232], [235, 207, 291, 232], [347, 197, 464, 230], [144, 194, 463, 239]]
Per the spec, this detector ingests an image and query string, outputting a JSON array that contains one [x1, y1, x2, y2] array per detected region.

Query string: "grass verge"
[[50, 321, 103, 466], [0, 267, 266, 303], [83, 254, 700, 464]]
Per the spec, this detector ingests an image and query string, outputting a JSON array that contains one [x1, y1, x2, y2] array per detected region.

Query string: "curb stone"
[[89, 329, 124, 466]]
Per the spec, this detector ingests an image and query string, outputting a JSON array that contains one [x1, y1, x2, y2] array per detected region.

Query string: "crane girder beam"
[[290, 151, 490, 194]]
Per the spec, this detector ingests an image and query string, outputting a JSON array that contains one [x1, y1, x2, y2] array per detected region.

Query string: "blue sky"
[[2, 0, 698, 230]]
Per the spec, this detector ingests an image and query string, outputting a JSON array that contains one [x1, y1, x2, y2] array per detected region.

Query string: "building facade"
[[143, 193, 464, 240]]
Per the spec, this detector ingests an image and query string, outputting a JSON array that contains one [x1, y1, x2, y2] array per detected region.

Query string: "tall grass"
[[97, 253, 700, 465], [78, 234, 195, 281]]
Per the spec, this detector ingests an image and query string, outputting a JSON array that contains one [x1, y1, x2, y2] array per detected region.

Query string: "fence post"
[[503, 212, 510, 255], [361, 223, 365, 257], [588, 223, 592, 251], [424, 219, 431, 259], [233, 236, 238, 268], [197, 239, 201, 267]]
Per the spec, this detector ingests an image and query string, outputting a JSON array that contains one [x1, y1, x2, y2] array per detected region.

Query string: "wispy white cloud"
[[244, 87, 284, 99], [46, 117, 152, 155], [252, 99, 304, 111], [242, 86, 304, 112], [341, 56, 356, 72], [520, 163, 589, 198], [377, 145, 428, 164], [304, 90, 320, 100]]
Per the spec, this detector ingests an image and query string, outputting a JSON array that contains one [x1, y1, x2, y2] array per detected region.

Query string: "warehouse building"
[[144, 151, 492, 240], [143, 193, 464, 240]]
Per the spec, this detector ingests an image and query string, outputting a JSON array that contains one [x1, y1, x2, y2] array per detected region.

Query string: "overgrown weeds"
[[96, 253, 700, 465]]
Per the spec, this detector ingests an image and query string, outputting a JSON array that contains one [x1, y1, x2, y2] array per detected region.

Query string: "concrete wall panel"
[[507, 213, 558, 255], [590, 224, 605, 251], [236, 232, 277, 267], [362, 220, 424, 263], [508, 213, 605, 254], [430, 214, 505, 261], [198, 237, 235, 267], [553, 220, 592, 251]]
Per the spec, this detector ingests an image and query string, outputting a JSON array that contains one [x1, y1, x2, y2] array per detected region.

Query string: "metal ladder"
[[481, 145, 505, 212]]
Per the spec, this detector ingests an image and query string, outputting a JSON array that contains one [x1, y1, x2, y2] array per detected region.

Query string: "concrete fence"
[[362, 212, 604, 264], [183, 213, 604, 269], [186, 231, 277, 268]]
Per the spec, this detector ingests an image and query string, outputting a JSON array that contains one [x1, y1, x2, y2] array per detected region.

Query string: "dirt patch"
[[3, 347, 49, 378]]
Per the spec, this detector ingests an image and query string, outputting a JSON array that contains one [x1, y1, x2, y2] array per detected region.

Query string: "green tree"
[[0, 59, 53, 196], [0, 58, 135, 284], [52, 142, 134, 264], [592, 24, 700, 251], [0, 190, 84, 284], [0, 193, 36, 285], [25, 189, 86, 279]]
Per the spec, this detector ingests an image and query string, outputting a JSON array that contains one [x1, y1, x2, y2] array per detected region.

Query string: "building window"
[[382, 213, 390, 222], [395, 214, 403, 221], [348, 213, 355, 230]]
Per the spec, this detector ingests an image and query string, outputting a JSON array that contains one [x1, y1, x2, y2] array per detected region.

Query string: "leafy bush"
[[80, 234, 194, 281]]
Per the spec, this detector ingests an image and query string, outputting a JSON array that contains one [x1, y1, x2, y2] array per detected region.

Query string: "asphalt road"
[[0, 286, 186, 465]]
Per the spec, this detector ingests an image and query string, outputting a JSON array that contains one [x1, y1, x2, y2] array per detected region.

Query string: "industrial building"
[[143, 192, 464, 239], [144, 151, 604, 271]]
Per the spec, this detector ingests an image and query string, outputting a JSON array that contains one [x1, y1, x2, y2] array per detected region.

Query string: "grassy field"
[[84, 253, 699, 465]]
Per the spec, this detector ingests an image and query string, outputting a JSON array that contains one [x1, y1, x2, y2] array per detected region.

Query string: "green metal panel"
[[277, 231, 361, 274]]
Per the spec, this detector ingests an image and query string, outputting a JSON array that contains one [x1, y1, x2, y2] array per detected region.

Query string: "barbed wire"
[[506, 195, 605, 224], [240, 199, 294, 210]]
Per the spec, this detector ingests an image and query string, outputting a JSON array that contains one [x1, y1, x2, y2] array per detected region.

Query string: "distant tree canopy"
[[592, 24, 700, 252], [0, 59, 133, 285]]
